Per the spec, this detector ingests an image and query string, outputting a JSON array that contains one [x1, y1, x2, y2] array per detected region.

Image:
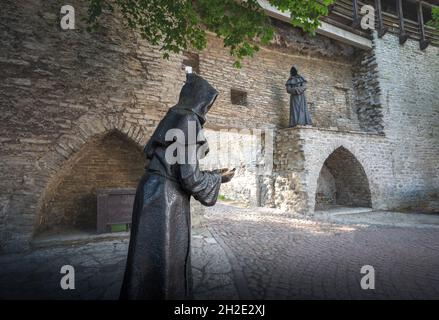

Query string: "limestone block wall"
[[200, 39, 359, 131], [0, 0, 171, 251], [272, 33, 439, 215], [0, 0, 362, 251], [200, 130, 263, 206], [272, 129, 308, 213], [274, 127, 392, 214], [352, 44, 384, 133], [2, 0, 437, 252], [374, 34, 439, 212]]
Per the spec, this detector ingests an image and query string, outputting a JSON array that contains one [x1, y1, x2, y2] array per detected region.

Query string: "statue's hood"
[[290, 65, 298, 76], [173, 73, 218, 124], [143, 73, 218, 159]]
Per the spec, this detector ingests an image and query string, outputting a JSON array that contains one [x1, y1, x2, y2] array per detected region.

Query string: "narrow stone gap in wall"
[[352, 48, 384, 134], [183, 51, 200, 74], [230, 89, 248, 106]]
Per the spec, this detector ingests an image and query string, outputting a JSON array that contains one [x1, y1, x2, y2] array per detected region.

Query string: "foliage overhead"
[[87, 0, 334, 67], [426, 6, 439, 30]]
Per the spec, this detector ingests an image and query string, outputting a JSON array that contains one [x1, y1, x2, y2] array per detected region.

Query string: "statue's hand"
[[220, 168, 235, 183]]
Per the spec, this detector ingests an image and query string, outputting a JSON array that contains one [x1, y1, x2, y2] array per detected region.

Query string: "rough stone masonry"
[[0, 0, 438, 252]]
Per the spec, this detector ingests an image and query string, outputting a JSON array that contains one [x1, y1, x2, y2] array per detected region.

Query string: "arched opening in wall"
[[315, 146, 371, 210], [36, 130, 145, 236]]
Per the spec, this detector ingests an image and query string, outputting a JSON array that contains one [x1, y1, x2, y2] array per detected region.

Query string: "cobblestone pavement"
[[206, 204, 439, 299], [0, 226, 237, 300], [1, 203, 439, 299]]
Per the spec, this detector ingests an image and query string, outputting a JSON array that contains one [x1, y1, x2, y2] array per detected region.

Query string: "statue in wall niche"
[[286, 65, 312, 127], [120, 73, 235, 300]]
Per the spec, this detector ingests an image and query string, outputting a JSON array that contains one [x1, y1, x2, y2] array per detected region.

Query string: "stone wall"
[[0, 0, 363, 251], [201, 36, 359, 131], [352, 46, 384, 133], [273, 126, 392, 214], [272, 34, 439, 215], [1, 0, 438, 252], [0, 0, 165, 251], [201, 130, 262, 206], [374, 34, 439, 212], [271, 128, 308, 213]]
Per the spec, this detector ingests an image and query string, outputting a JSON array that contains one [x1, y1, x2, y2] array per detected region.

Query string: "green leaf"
[[87, 0, 334, 67], [426, 7, 439, 30]]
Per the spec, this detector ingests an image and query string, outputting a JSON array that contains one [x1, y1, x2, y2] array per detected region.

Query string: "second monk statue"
[[286, 65, 312, 127]]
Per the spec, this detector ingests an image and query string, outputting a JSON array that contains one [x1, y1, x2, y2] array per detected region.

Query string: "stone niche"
[[36, 130, 145, 235]]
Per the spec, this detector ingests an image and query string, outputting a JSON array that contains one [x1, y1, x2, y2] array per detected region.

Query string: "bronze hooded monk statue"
[[286, 65, 312, 127], [120, 73, 235, 300]]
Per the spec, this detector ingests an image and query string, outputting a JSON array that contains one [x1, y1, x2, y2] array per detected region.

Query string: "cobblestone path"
[[206, 204, 439, 299], [1, 203, 439, 299]]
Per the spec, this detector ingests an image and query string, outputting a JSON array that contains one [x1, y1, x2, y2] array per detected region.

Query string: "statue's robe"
[[120, 74, 222, 300], [286, 75, 312, 127]]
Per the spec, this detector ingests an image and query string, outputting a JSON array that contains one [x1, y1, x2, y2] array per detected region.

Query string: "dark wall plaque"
[[97, 188, 136, 233]]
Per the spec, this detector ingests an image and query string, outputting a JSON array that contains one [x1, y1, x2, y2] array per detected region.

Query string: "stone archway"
[[33, 115, 151, 237], [36, 130, 146, 234], [314, 146, 372, 210]]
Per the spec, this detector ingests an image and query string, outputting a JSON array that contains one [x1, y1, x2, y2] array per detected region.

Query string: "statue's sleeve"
[[176, 115, 221, 206], [286, 79, 294, 94], [286, 84, 295, 94], [178, 161, 222, 207], [295, 82, 307, 95], [286, 82, 307, 95]]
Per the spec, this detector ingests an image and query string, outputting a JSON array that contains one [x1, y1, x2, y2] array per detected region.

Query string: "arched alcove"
[[36, 130, 146, 234], [315, 146, 371, 210]]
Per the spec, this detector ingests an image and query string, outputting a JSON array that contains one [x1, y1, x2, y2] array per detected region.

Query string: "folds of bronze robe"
[[286, 74, 312, 127], [120, 74, 222, 300]]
